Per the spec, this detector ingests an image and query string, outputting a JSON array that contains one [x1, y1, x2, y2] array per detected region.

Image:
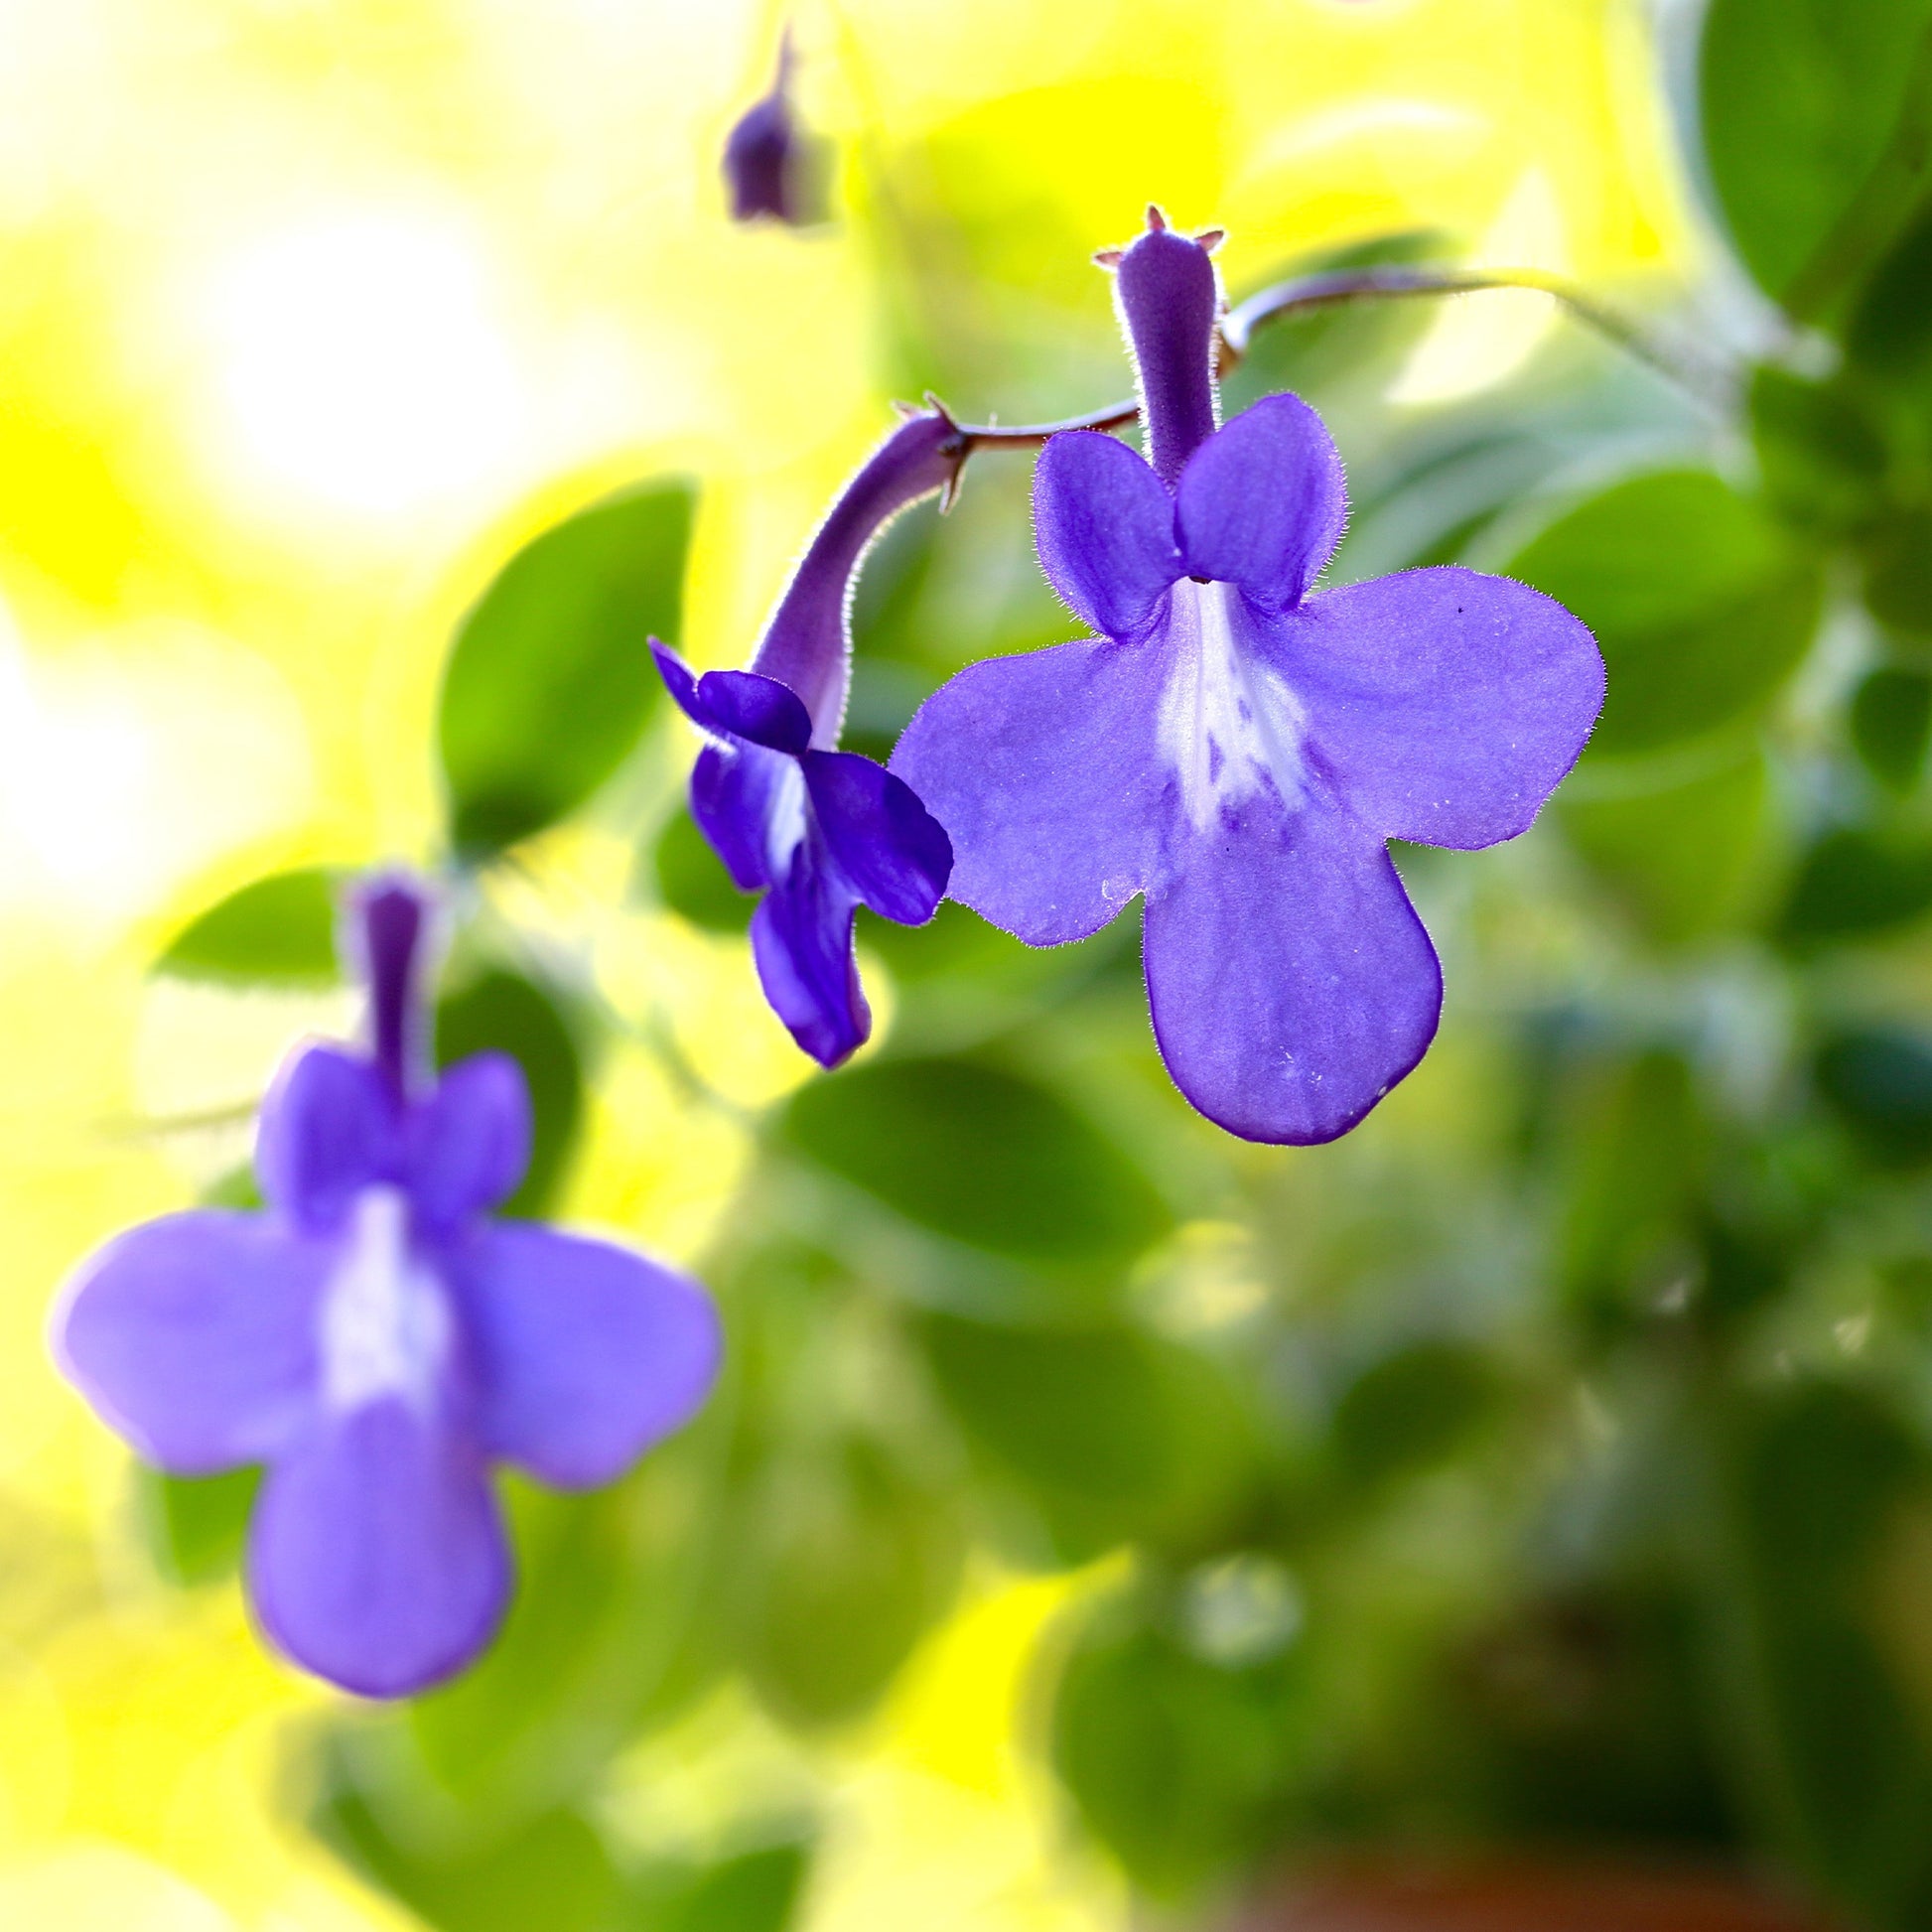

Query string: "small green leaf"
[[1817, 1028, 1932, 1166], [1863, 508, 1932, 635], [1749, 367, 1889, 537], [635, 1841, 814, 1932], [1509, 472, 1819, 755], [435, 968, 584, 1215], [651, 806, 752, 933], [782, 1057, 1169, 1267], [1699, 0, 1932, 316], [439, 482, 694, 859], [1562, 746, 1774, 945], [155, 868, 341, 986], [1331, 1340, 1497, 1489], [135, 1464, 260, 1586], [1852, 665, 1932, 792], [1777, 826, 1932, 944]]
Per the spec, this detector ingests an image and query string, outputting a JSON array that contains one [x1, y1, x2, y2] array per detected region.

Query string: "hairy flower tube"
[[54, 875, 721, 1697], [652, 410, 958, 1065], [893, 214, 1604, 1143]]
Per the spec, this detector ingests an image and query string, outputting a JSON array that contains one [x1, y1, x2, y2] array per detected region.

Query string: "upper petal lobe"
[[462, 1223, 722, 1488], [1143, 788, 1441, 1144], [248, 1397, 509, 1697], [54, 1211, 326, 1473], [891, 635, 1173, 946], [1175, 393, 1347, 613], [803, 750, 951, 926], [255, 1044, 397, 1231], [408, 1052, 532, 1230], [1284, 566, 1604, 849], [1033, 432, 1182, 639]]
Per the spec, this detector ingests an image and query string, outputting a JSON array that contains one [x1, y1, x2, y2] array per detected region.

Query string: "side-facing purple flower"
[[53, 875, 721, 1698], [652, 410, 958, 1066], [893, 212, 1604, 1144], [723, 30, 818, 226]]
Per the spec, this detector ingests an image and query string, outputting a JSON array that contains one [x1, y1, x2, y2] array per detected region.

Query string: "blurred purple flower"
[[723, 30, 815, 225], [53, 875, 720, 1698], [652, 411, 958, 1066], [892, 212, 1604, 1144]]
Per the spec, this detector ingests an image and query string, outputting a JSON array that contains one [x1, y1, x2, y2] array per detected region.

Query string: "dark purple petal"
[[694, 669, 812, 755], [1175, 393, 1347, 613], [53, 1211, 326, 1473], [349, 875, 434, 1096], [1033, 432, 1182, 639], [750, 860, 868, 1065], [463, 1224, 721, 1488], [255, 1044, 398, 1232], [1143, 791, 1441, 1144], [1113, 223, 1221, 485], [802, 750, 951, 925], [892, 636, 1172, 945], [651, 638, 712, 732], [248, 1398, 509, 1698], [408, 1053, 531, 1229], [691, 738, 797, 893], [1284, 566, 1604, 848]]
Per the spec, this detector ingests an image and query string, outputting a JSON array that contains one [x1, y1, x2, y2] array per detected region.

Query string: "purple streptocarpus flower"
[[53, 875, 721, 1698], [892, 212, 1604, 1144], [723, 30, 815, 225], [651, 410, 958, 1066]]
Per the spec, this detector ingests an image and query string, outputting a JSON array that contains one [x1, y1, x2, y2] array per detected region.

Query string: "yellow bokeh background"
[[0, 1, 1689, 1924]]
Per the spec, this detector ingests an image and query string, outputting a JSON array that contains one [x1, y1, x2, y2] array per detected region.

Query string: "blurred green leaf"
[[1699, 0, 1932, 316], [1509, 472, 1818, 755], [1817, 1028, 1932, 1166], [652, 805, 753, 933], [1562, 745, 1773, 945], [155, 867, 341, 986], [1331, 1339, 1497, 1489], [782, 1056, 1169, 1266], [628, 1840, 813, 1932], [316, 1779, 619, 1932], [1853, 666, 1932, 793], [135, 1464, 260, 1587], [1862, 507, 1932, 635], [737, 1435, 963, 1729], [1051, 1597, 1304, 1897], [1749, 367, 1889, 537], [1777, 826, 1932, 945], [1847, 194, 1932, 390], [439, 481, 693, 859], [435, 967, 583, 1216]]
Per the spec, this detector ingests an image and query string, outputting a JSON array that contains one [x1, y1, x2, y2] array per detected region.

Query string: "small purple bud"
[[723, 31, 820, 226], [1109, 217, 1222, 487]]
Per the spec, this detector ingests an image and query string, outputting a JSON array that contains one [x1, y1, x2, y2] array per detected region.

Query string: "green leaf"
[[438, 481, 694, 859], [155, 867, 341, 986], [1050, 1597, 1304, 1898], [651, 805, 752, 933], [1561, 745, 1774, 945], [737, 1436, 963, 1729], [631, 1841, 814, 1932], [135, 1464, 260, 1586], [782, 1056, 1169, 1267], [315, 1779, 619, 1932], [435, 968, 584, 1215], [1749, 367, 1890, 537], [1699, 0, 1932, 316], [1853, 666, 1932, 792], [1508, 472, 1819, 755], [1847, 194, 1932, 388], [1330, 1340, 1497, 1489], [1817, 1028, 1932, 1166], [1862, 507, 1932, 635], [1777, 826, 1932, 944]]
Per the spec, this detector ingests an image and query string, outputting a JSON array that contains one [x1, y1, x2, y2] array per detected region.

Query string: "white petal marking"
[[320, 1186, 452, 1415]]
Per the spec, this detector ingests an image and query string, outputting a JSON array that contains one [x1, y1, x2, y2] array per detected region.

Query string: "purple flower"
[[723, 31, 815, 226], [53, 875, 721, 1698], [652, 410, 959, 1066], [892, 214, 1604, 1144]]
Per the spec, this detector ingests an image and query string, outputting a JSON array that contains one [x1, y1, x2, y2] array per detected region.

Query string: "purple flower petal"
[[695, 669, 813, 755], [892, 636, 1172, 945], [651, 638, 710, 730], [462, 1224, 721, 1488], [1175, 393, 1347, 613], [255, 1045, 397, 1233], [691, 739, 795, 893], [1285, 566, 1604, 848], [1033, 432, 1182, 638], [803, 750, 951, 925], [53, 1211, 326, 1473], [750, 861, 868, 1065], [1144, 791, 1441, 1144], [724, 92, 798, 224], [1113, 224, 1220, 485], [408, 1053, 531, 1230]]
